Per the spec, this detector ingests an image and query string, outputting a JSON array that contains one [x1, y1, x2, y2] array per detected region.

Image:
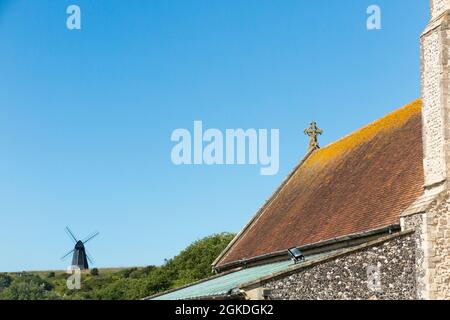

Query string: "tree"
[[164, 232, 235, 288], [0, 274, 12, 290], [90, 268, 99, 276], [0, 277, 58, 300]]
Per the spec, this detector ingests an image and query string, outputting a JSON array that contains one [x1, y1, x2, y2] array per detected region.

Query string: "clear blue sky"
[[0, 0, 427, 272]]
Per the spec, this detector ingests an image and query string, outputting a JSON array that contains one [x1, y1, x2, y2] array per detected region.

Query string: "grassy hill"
[[0, 232, 235, 300]]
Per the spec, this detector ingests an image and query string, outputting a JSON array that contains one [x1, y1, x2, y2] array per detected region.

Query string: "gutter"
[[214, 224, 401, 273]]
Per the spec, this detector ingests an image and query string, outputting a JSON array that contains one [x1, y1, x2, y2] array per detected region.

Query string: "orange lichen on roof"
[[309, 99, 422, 167], [216, 99, 424, 268]]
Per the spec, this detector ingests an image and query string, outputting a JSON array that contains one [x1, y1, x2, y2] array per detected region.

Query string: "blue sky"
[[0, 0, 427, 271]]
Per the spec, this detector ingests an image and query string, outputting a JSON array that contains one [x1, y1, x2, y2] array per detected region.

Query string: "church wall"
[[421, 16, 447, 187], [418, 0, 450, 300], [261, 234, 417, 300], [432, 0, 450, 19], [402, 213, 427, 299], [402, 192, 450, 300], [423, 193, 450, 299]]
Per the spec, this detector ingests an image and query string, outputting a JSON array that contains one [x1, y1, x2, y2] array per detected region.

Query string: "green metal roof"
[[152, 260, 293, 300], [152, 251, 340, 300]]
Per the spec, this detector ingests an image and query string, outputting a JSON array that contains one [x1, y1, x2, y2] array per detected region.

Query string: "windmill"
[[61, 227, 99, 270]]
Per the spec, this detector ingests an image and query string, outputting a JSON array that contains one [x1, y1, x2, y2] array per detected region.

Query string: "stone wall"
[[421, 15, 447, 187], [402, 193, 450, 300], [431, 0, 450, 19], [262, 235, 417, 300], [414, 0, 450, 300], [423, 194, 450, 299], [402, 213, 427, 299]]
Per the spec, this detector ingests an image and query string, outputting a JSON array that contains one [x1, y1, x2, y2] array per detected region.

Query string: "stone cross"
[[304, 122, 323, 151]]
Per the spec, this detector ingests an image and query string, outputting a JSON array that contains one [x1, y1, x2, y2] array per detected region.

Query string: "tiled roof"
[[216, 100, 424, 268]]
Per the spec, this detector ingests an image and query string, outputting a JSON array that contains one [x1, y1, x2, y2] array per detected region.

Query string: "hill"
[[0, 232, 235, 300]]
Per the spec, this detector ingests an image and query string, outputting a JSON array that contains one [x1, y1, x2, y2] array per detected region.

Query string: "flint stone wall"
[[263, 234, 417, 300], [423, 194, 450, 299], [431, 0, 450, 19]]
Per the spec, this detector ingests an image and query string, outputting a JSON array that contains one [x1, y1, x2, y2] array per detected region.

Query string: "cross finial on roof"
[[304, 121, 323, 151]]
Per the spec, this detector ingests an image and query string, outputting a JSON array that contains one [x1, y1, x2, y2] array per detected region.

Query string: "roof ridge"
[[320, 99, 421, 153]]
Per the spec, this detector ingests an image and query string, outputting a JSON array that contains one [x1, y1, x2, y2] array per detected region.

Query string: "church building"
[[150, 1, 450, 300]]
